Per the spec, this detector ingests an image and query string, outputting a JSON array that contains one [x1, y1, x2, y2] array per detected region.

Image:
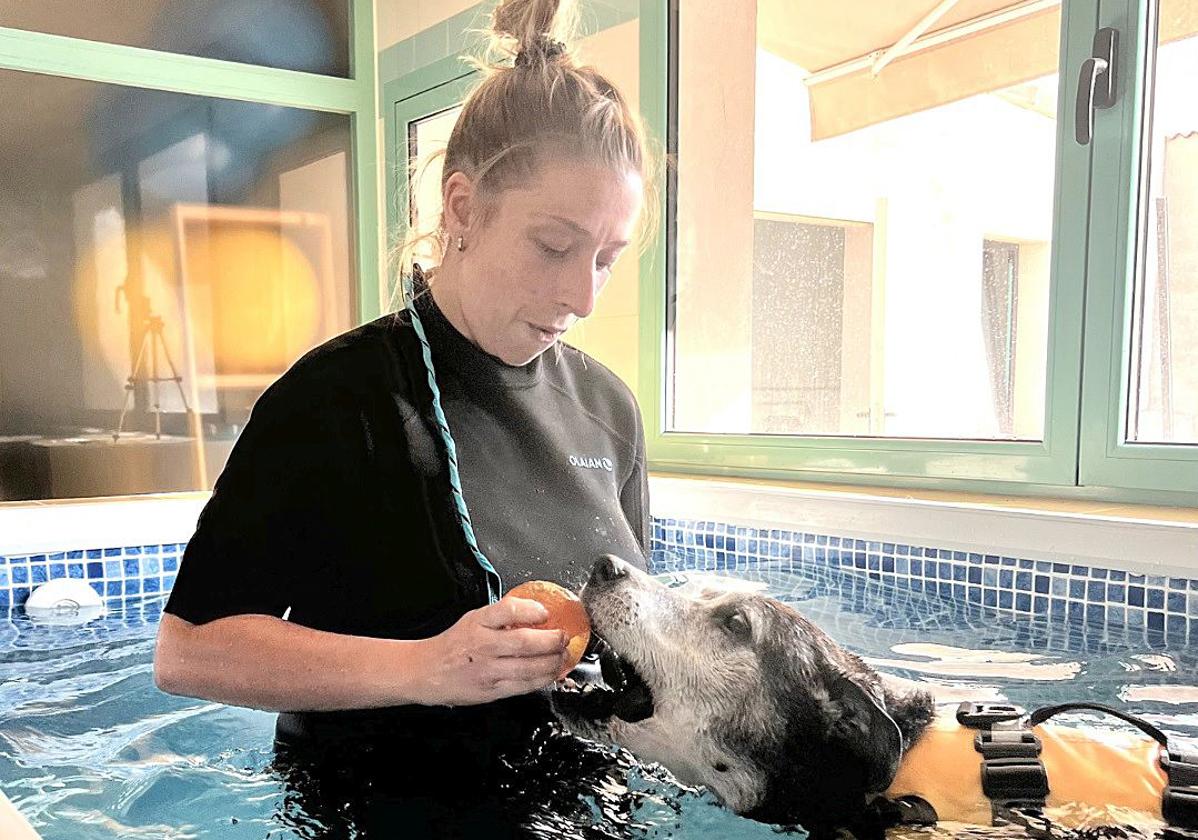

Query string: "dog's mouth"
[[551, 635, 655, 724]]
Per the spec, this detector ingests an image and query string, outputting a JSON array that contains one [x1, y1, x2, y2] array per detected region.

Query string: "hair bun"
[[514, 33, 567, 67]]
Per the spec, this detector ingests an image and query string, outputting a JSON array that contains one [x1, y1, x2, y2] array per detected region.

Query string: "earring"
[[456, 235, 466, 252]]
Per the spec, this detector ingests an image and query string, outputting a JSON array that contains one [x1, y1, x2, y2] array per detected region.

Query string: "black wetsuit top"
[[164, 287, 650, 772]]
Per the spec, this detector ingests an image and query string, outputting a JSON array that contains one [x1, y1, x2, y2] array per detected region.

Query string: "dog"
[[551, 554, 936, 835], [551, 555, 1196, 838]]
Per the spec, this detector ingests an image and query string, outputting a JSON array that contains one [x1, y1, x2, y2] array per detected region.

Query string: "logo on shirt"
[[569, 455, 614, 472]]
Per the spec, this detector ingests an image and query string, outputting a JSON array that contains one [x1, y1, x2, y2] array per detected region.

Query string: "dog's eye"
[[717, 607, 752, 641]]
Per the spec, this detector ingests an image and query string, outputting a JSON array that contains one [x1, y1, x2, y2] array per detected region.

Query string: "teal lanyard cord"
[[403, 269, 503, 605]]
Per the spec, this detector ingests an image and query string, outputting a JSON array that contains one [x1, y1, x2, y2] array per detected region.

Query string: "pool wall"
[[2, 479, 1197, 641]]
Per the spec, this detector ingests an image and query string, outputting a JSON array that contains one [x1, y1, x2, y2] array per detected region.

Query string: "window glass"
[[671, 1, 1060, 439], [0, 1, 351, 77], [0, 70, 356, 500]]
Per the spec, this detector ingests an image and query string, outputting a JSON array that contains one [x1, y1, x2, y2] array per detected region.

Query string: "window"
[[0, 2, 351, 76], [670, 0, 1056, 444], [1128, 3, 1198, 444], [0, 4, 374, 503], [647, 0, 1198, 499]]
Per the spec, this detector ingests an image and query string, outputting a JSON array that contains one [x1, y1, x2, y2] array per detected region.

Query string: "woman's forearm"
[[153, 612, 437, 712]]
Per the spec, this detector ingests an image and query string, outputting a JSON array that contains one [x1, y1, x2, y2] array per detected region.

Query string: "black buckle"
[[1163, 786, 1198, 829], [976, 730, 1043, 759], [1162, 746, 1198, 788], [981, 756, 1050, 804], [957, 701, 1026, 730]]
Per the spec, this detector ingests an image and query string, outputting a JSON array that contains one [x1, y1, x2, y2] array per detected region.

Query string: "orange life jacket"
[[882, 705, 1187, 830]]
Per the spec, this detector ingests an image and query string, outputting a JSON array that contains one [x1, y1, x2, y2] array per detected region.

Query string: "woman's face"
[[440, 156, 644, 366]]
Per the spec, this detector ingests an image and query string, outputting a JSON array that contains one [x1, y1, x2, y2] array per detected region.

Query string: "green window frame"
[[0, 0, 381, 322], [636, 0, 1198, 506], [383, 55, 479, 306]]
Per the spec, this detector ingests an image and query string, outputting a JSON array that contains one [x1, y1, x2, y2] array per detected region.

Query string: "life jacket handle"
[[1027, 701, 1169, 746]]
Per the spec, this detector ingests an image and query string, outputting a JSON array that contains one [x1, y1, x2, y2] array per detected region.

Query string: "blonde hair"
[[391, 0, 659, 305]]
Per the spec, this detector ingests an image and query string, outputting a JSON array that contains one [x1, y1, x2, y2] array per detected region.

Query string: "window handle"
[[1075, 27, 1119, 145]]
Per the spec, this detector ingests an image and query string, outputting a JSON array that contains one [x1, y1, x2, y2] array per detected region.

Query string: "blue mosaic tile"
[[11, 566, 28, 584], [1129, 586, 1145, 607], [103, 547, 121, 557], [1148, 589, 1165, 610], [87, 548, 102, 559], [123, 558, 139, 577], [49, 563, 65, 578], [30, 565, 47, 584], [87, 562, 103, 579], [67, 563, 84, 579], [67, 550, 83, 560]]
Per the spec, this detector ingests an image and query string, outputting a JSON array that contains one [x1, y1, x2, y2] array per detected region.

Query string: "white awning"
[[758, 0, 1198, 141]]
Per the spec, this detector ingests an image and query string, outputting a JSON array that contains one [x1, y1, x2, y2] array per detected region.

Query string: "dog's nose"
[[589, 554, 629, 586]]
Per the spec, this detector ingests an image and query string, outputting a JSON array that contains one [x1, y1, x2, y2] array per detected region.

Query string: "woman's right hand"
[[417, 596, 571, 706]]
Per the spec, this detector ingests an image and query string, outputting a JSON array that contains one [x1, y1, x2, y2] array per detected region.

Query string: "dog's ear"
[[824, 674, 904, 793]]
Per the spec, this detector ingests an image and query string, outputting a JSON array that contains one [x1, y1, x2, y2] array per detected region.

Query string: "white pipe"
[[871, 0, 963, 77], [804, 0, 1060, 87]]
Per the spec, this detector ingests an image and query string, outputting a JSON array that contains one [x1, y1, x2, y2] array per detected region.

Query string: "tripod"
[[113, 314, 192, 441]]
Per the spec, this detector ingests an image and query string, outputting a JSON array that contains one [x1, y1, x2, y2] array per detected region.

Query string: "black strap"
[[1030, 701, 1198, 831], [872, 795, 939, 827], [1162, 742, 1198, 829], [1028, 702, 1169, 746]]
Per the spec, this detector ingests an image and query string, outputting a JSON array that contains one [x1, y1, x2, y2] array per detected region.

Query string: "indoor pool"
[[3, 560, 1198, 839]]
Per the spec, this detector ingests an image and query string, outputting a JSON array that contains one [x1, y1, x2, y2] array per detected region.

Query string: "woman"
[[154, 0, 656, 834]]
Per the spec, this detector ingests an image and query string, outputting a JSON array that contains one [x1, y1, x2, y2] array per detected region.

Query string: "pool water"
[[2, 560, 1198, 839]]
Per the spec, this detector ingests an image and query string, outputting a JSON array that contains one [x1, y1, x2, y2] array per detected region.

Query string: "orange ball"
[[506, 580, 591, 679]]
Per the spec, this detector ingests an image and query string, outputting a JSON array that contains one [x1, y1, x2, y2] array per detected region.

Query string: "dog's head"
[[551, 555, 934, 834]]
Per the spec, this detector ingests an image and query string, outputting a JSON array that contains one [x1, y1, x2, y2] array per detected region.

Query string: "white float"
[[24, 578, 107, 625]]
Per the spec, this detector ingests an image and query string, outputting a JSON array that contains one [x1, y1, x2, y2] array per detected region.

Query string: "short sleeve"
[[164, 368, 367, 625]]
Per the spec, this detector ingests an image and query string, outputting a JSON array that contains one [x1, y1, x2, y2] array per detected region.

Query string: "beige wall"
[[560, 19, 642, 394], [669, 0, 757, 433], [378, 0, 477, 51]]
